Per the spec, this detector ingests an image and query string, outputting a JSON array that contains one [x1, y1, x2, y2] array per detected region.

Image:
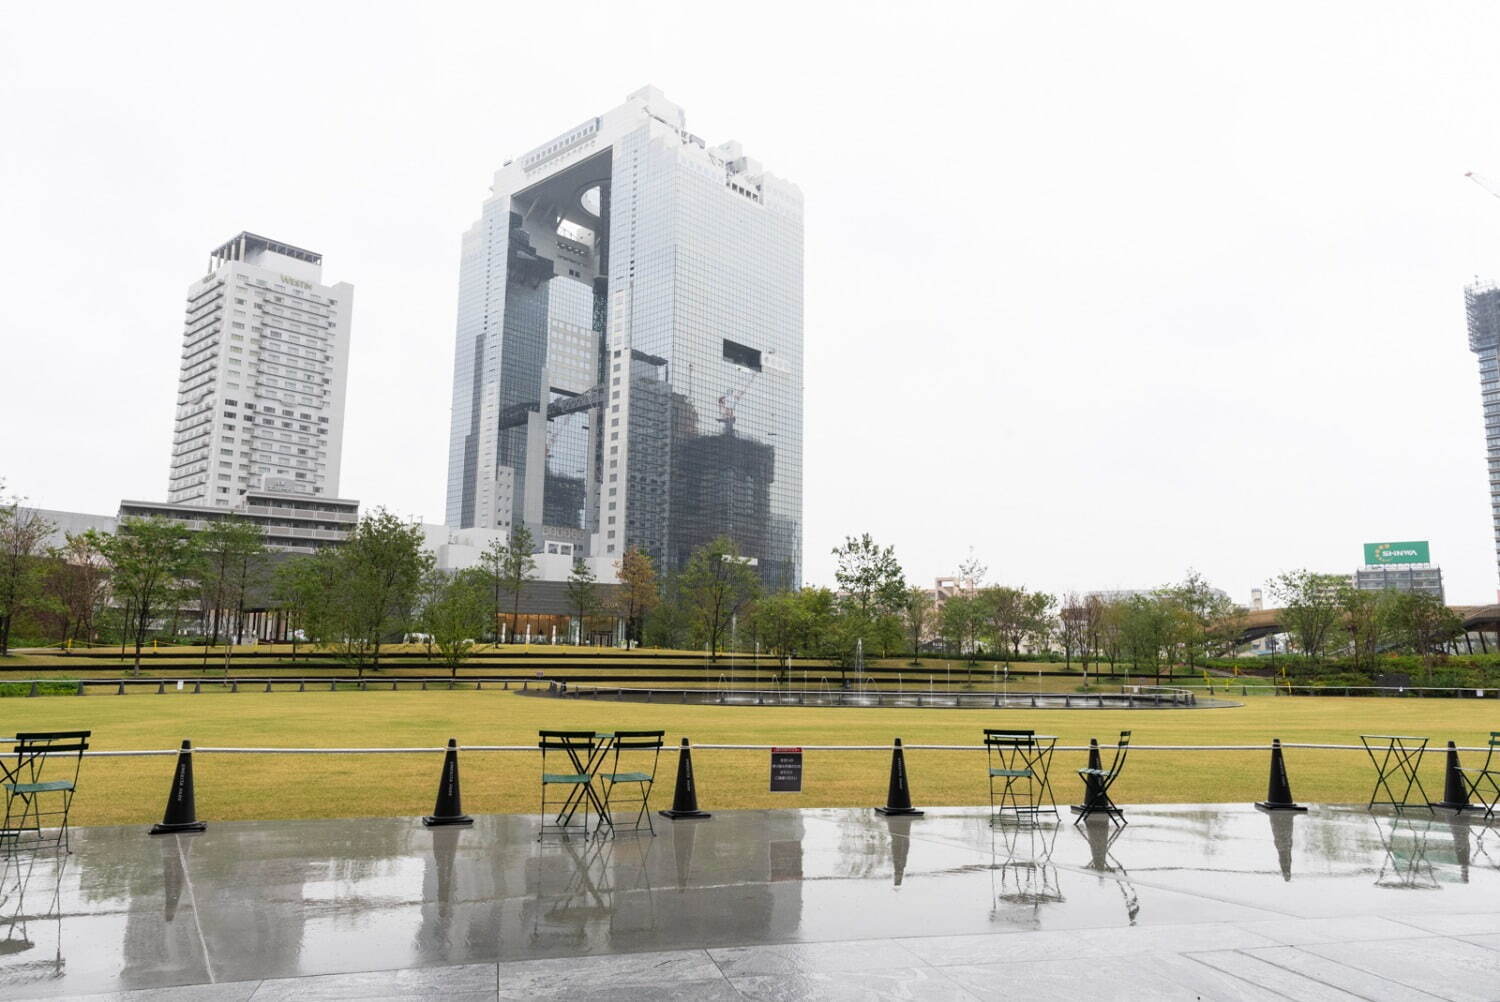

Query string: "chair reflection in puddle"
[[0, 845, 65, 979], [990, 820, 1063, 925], [1372, 816, 1440, 891], [528, 833, 657, 946], [1076, 815, 1140, 924]]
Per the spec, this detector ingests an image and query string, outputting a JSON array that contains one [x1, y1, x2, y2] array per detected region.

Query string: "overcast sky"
[[5, 2, 1500, 604]]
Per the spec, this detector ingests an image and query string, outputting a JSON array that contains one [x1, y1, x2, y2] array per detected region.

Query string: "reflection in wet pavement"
[[0, 804, 1496, 998]]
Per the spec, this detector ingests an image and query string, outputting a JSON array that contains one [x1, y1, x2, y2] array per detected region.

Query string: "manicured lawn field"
[[4, 689, 1492, 827]]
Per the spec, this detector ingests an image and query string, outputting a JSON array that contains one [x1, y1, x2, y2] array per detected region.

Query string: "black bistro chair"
[[1460, 731, 1500, 820], [538, 731, 601, 840], [1, 732, 91, 852]]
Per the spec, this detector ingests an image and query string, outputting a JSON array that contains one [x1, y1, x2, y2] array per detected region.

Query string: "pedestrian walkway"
[[2, 804, 1498, 999]]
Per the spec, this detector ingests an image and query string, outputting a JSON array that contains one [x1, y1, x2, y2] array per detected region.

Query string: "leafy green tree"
[[1160, 571, 1239, 672], [941, 592, 983, 660], [99, 518, 198, 673], [679, 535, 760, 660], [41, 530, 110, 647], [487, 526, 536, 641], [1384, 591, 1461, 671], [980, 586, 1030, 658], [565, 558, 598, 644], [1120, 592, 1172, 680], [192, 518, 265, 667], [1269, 569, 1345, 663], [334, 509, 432, 672], [615, 547, 660, 649], [422, 568, 490, 679], [830, 534, 905, 669], [1024, 591, 1057, 655], [1339, 585, 1388, 673], [902, 586, 934, 664], [271, 552, 335, 661], [0, 489, 54, 655]]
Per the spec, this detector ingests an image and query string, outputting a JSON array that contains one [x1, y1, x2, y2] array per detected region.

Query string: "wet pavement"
[[0, 804, 1496, 1000]]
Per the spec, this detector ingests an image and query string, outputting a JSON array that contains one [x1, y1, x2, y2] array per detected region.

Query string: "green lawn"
[[5, 689, 1494, 827]]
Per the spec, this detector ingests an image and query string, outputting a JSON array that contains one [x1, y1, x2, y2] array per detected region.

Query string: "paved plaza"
[[0, 804, 1496, 1000]]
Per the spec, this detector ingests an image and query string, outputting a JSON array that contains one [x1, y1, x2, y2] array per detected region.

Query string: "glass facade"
[[446, 89, 803, 587]]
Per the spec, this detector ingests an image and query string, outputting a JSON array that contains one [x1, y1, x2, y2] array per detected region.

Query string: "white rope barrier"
[[78, 741, 1497, 758]]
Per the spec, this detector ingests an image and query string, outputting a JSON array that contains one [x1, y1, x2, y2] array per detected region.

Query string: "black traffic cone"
[[1255, 739, 1307, 811], [423, 738, 473, 827], [1072, 738, 1105, 814], [150, 740, 207, 835], [1429, 741, 1479, 812], [875, 737, 924, 816], [659, 737, 711, 819]]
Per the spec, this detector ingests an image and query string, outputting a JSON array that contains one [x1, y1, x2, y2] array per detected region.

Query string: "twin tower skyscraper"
[[444, 86, 805, 586]]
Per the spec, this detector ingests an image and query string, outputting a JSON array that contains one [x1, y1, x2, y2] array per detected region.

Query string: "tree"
[[1058, 593, 1088, 670], [1160, 570, 1239, 673], [902, 586, 934, 664], [1096, 598, 1125, 674], [271, 552, 331, 661], [0, 489, 54, 656], [981, 586, 1030, 658], [832, 534, 906, 622], [1269, 569, 1344, 663], [1120, 592, 1172, 679], [490, 526, 536, 641], [957, 548, 987, 592], [679, 535, 760, 660], [1339, 585, 1388, 673], [192, 518, 265, 667], [336, 509, 432, 673], [565, 558, 598, 644], [99, 518, 198, 673], [1384, 591, 1461, 671], [941, 592, 983, 660], [615, 547, 659, 649], [1024, 591, 1057, 655], [422, 568, 490, 679], [41, 530, 111, 647]]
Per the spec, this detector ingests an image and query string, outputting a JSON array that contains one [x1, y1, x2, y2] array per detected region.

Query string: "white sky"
[[6, 2, 1500, 604]]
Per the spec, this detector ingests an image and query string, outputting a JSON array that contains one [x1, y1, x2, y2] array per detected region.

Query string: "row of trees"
[[1270, 569, 1461, 669]]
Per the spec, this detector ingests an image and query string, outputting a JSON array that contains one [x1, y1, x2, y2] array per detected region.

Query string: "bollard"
[[73, 679, 84, 696], [1430, 740, 1480, 812], [149, 740, 208, 835], [330, 680, 337, 691], [230, 681, 238, 694], [263, 681, 272, 693], [298, 679, 306, 692], [393, 680, 399, 691], [117, 681, 125, 695], [422, 738, 474, 827], [875, 738, 924, 817], [420, 680, 427, 691], [1255, 739, 1307, 811], [156, 680, 165, 695], [193, 680, 201, 694], [659, 738, 711, 819], [27, 681, 37, 698]]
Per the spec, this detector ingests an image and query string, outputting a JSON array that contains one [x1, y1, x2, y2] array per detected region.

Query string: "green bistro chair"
[[1, 732, 91, 852], [985, 728, 1040, 823], [1459, 732, 1500, 820], [598, 731, 665, 837], [538, 731, 600, 840], [1074, 730, 1132, 825]]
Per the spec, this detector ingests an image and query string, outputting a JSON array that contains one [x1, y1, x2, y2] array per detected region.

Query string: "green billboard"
[[1363, 541, 1430, 565]]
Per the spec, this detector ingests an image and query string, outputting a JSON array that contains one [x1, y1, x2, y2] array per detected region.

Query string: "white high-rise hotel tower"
[[445, 87, 804, 585], [168, 233, 353, 507]]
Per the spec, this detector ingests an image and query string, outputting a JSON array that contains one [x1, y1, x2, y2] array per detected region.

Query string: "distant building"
[[120, 491, 359, 555], [445, 86, 803, 587], [1353, 564, 1444, 601], [169, 232, 354, 508], [1467, 281, 1500, 589]]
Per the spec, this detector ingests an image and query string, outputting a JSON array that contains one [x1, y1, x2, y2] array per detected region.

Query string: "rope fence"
[[75, 741, 1499, 758]]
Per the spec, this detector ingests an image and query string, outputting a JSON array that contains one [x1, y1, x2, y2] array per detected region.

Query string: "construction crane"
[[717, 367, 760, 436], [1466, 171, 1500, 201]]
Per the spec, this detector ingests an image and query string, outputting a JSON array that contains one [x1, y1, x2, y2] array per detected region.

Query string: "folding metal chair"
[[985, 728, 1043, 823], [1072, 730, 1131, 825], [538, 731, 602, 840], [1459, 732, 1500, 821], [0, 732, 90, 852], [598, 730, 664, 838]]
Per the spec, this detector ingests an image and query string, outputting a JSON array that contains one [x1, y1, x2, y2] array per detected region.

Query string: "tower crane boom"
[[1466, 171, 1500, 201]]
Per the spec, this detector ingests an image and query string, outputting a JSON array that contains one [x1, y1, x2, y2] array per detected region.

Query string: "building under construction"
[[1465, 280, 1500, 590]]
